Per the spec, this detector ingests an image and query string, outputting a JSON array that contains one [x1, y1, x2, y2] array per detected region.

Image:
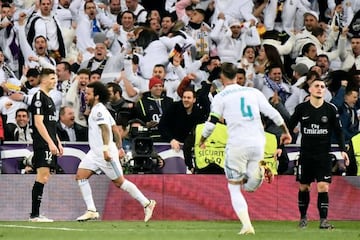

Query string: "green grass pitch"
[[1, 220, 359, 240]]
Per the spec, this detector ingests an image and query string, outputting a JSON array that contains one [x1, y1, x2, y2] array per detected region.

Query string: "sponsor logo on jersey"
[[303, 124, 328, 135], [321, 116, 328, 123], [35, 100, 42, 107]]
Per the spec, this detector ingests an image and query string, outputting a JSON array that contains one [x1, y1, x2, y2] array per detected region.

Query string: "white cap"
[[303, 11, 319, 21], [228, 18, 242, 28]]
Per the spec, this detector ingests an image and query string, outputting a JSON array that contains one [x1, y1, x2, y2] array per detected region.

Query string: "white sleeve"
[[201, 121, 216, 138], [209, 19, 225, 43], [18, 25, 36, 65], [76, 18, 94, 53], [210, 94, 224, 120], [244, 26, 261, 46]]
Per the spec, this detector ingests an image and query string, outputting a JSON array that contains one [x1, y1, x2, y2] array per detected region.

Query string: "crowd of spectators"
[[0, 0, 359, 175]]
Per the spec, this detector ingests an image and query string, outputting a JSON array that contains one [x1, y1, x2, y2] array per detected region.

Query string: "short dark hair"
[[87, 81, 109, 104], [84, 0, 95, 10], [162, 11, 177, 23], [128, 118, 146, 126], [26, 68, 40, 78], [34, 35, 47, 42], [301, 42, 315, 56], [154, 64, 166, 71], [311, 27, 325, 38], [118, 10, 135, 24], [106, 82, 122, 96], [306, 70, 320, 80], [77, 68, 91, 76], [267, 64, 283, 73], [1, 3, 11, 8], [183, 87, 196, 98], [242, 46, 257, 56], [58, 61, 71, 72], [90, 69, 102, 77], [16, 108, 29, 117], [221, 62, 237, 80], [39, 68, 55, 79], [59, 106, 73, 116], [237, 68, 246, 75], [194, 8, 206, 19], [317, 54, 329, 62], [308, 78, 324, 86]]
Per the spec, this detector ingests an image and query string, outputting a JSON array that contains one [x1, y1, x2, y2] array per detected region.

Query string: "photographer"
[[122, 118, 164, 174], [19, 153, 36, 174]]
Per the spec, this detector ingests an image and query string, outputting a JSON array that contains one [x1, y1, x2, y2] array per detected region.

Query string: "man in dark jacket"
[[56, 106, 88, 142], [135, 77, 173, 141], [158, 88, 208, 171]]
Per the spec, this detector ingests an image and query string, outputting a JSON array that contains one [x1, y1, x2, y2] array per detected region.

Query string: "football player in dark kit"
[[289, 78, 350, 229], [28, 68, 64, 222]]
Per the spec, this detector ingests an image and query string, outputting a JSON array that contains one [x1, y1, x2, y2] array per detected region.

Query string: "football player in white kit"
[[75, 81, 156, 222], [199, 63, 292, 234]]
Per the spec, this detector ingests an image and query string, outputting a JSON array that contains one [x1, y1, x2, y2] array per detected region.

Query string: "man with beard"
[[106, 82, 134, 130], [75, 81, 156, 222], [159, 88, 207, 152], [65, 68, 90, 127]]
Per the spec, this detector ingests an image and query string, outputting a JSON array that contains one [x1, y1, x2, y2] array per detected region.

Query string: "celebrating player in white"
[[199, 63, 292, 234], [75, 81, 156, 222]]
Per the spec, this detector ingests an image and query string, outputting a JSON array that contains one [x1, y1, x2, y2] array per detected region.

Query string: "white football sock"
[[243, 165, 263, 192], [120, 179, 149, 207], [228, 183, 252, 228], [78, 179, 96, 212]]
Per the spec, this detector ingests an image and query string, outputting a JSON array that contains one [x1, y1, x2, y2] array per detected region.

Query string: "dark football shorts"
[[296, 153, 332, 184], [32, 148, 58, 170]]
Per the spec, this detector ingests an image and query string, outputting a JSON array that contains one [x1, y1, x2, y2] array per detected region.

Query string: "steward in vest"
[[264, 131, 279, 175], [348, 133, 360, 176], [194, 123, 226, 174]]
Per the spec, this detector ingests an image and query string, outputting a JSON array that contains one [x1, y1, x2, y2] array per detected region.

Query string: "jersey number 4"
[[240, 97, 253, 118]]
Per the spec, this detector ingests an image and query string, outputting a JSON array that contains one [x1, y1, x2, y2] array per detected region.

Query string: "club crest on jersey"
[[321, 116, 328, 123], [96, 111, 104, 121], [35, 100, 42, 107]]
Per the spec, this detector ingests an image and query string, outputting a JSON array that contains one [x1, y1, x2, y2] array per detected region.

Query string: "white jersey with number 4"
[[211, 84, 284, 148], [88, 102, 117, 157]]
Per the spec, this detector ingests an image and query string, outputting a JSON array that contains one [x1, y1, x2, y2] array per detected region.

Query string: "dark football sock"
[[318, 192, 329, 219], [298, 190, 310, 219], [31, 181, 44, 218]]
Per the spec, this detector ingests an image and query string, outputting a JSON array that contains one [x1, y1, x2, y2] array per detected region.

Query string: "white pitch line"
[[0, 224, 354, 234], [0, 224, 87, 231]]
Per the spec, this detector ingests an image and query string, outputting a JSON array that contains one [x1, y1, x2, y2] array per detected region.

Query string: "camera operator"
[[18, 152, 64, 174], [19, 153, 36, 174], [122, 118, 164, 174]]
